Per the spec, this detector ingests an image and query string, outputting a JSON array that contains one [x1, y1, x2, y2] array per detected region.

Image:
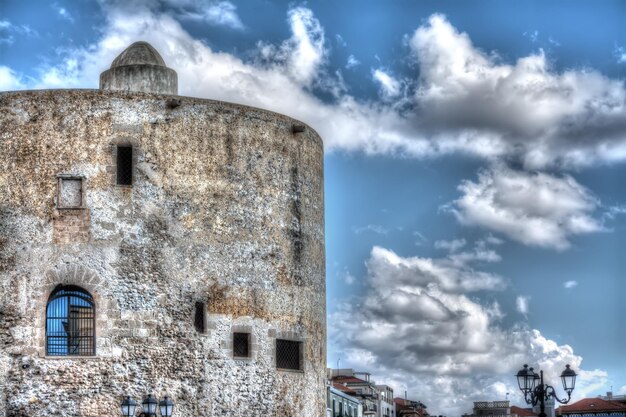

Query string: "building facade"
[[375, 385, 395, 417], [463, 401, 537, 417], [331, 370, 379, 415], [0, 41, 326, 417], [327, 384, 364, 417], [394, 398, 428, 417]]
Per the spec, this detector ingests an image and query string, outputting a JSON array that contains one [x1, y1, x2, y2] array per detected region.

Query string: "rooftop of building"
[[332, 375, 371, 385], [332, 382, 357, 395], [510, 405, 537, 417], [557, 397, 626, 415]]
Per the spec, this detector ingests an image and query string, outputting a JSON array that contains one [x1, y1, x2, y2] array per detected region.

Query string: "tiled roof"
[[333, 383, 357, 395], [557, 398, 626, 414], [511, 406, 538, 417], [332, 375, 370, 384], [395, 398, 427, 408]]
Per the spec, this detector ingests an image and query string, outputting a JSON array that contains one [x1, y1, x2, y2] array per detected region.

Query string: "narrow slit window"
[[116, 146, 133, 186], [194, 301, 206, 333], [233, 332, 250, 358], [276, 339, 302, 370]]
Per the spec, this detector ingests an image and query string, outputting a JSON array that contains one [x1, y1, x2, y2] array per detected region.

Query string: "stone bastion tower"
[[0, 41, 325, 417]]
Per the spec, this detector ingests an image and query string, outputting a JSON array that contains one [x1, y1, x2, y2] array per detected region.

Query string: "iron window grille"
[[46, 285, 95, 356], [233, 332, 250, 358], [275, 339, 302, 370], [116, 146, 133, 186]]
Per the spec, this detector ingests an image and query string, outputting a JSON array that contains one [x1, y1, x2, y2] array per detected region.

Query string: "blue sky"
[[2, 0, 626, 414]]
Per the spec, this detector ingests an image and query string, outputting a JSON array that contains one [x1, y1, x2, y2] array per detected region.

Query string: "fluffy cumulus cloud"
[[447, 165, 604, 250], [563, 280, 578, 289], [409, 14, 626, 168], [367, 245, 505, 294], [4, 9, 626, 168], [330, 246, 607, 416]]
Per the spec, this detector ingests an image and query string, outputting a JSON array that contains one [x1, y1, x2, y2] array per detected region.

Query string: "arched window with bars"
[[46, 285, 96, 356]]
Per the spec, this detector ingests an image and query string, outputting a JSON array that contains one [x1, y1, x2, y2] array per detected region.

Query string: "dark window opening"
[[194, 302, 206, 333], [116, 146, 133, 186], [46, 285, 95, 356], [276, 339, 302, 370], [233, 332, 250, 358]]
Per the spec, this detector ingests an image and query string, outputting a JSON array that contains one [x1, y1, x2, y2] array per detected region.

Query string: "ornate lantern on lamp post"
[[120, 394, 174, 417], [515, 364, 577, 417]]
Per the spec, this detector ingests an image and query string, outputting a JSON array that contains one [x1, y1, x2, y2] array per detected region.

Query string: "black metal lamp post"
[[121, 394, 174, 417], [516, 364, 577, 417]]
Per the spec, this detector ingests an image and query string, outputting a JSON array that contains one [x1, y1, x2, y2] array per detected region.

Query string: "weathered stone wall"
[[0, 89, 325, 417]]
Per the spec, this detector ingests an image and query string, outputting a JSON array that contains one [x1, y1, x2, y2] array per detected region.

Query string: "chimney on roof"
[[607, 392, 613, 400]]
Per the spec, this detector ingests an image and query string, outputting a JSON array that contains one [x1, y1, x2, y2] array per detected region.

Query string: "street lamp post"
[[121, 394, 175, 417], [515, 364, 577, 417]]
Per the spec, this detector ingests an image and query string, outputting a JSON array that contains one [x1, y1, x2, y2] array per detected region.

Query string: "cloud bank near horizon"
[[329, 245, 607, 416]]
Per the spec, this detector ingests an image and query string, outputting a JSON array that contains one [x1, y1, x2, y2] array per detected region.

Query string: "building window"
[[194, 302, 206, 333], [57, 175, 85, 208], [46, 285, 95, 356], [233, 332, 250, 358], [116, 145, 133, 185], [275, 339, 302, 370]]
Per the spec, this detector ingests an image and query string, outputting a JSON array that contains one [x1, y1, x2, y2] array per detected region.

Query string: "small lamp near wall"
[[159, 396, 175, 417], [121, 394, 174, 417], [121, 396, 138, 417], [142, 395, 158, 416]]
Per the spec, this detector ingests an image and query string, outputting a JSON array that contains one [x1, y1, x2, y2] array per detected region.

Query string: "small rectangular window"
[[57, 175, 85, 208], [194, 302, 205, 333], [233, 332, 250, 358], [116, 146, 133, 186], [276, 339, 302, 370]]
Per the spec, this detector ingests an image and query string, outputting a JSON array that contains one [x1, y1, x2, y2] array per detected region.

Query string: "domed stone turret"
[[110, 41, 167, 67], [100, 41, 178, 95]]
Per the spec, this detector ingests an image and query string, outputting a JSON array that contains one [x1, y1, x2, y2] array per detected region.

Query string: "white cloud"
[[367, 245, 504, 293], [483, 235, 504, 245], [0, 20, 37, 44], [524, 30, 539, 43], [516, 296, 530, 316], [0, 66, 24, 90], [409, 14, 626, 168], [373, 69, 402, 99], [604, 205, 626, 220], [335, 34, 347, 47], [435, 238, 467, 253], [614, 44, 626, 64], [330, 247, 606, 416], [413, 231, 428, 247], [344, 270, 356, 285], [353, 224, 389, 235], [346, 54, 360, 69], [447, 165, 604, 250], [152, 0, 244, 30], [4, 9, 626, 169], [563, 280, 578, 289], [53, 4, 75, 23]]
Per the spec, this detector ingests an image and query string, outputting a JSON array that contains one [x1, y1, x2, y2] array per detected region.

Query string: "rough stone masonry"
[[0, 41, 326, 416]]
